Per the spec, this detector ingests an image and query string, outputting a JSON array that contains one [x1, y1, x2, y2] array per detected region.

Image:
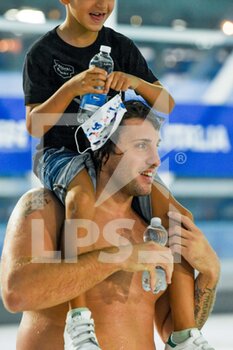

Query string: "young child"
[[23, 1, 213, 349]]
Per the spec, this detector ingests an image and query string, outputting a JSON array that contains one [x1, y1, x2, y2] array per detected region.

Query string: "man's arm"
[[155, 270, 219, 342], [0, 189, 119, 311], [1, 188, 173, 312], [154, 211, 220, 342], [194, 270, 218, 329]]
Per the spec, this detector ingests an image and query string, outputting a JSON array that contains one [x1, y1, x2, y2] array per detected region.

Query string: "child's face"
[[63, 0, 115, 32]]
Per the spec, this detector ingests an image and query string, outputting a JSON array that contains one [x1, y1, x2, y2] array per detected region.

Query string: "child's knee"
[[65, 186, 95, 218]]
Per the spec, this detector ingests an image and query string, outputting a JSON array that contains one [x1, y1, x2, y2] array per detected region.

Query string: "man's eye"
[[135, 142, 147, 149]]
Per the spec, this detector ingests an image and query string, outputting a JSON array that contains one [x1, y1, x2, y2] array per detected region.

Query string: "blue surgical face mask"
[[75, 94, 126, 154]]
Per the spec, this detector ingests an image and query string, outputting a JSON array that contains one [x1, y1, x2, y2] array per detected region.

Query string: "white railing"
[[0, 16, 60, 35], [1, 16, 233, 46]]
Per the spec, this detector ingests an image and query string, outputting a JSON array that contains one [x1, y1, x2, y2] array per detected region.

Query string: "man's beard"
[[124, 179, 152, 197]]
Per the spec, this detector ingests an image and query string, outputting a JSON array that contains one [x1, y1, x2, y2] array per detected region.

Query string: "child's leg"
[[151, 182, 196, 331], [36, 148, 100, 346], [66, 168, 96, 223], [63, 168, 101, 347], [65, 168, 96, 309]]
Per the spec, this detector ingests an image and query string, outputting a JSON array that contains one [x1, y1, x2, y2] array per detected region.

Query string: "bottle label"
[[80, 93, 107, 110], [90, 56, 114, 75]]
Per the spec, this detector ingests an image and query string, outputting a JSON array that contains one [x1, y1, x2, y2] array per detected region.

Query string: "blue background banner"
[[0, 97, 31, 175], [0, 98, 232, 177], [159, 104, 233, 178]]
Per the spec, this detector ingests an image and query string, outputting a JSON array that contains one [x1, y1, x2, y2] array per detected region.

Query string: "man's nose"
[[146, 149, 161, 167]]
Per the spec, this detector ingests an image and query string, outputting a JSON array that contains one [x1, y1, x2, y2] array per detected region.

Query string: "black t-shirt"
[[23, 26, 157, 153]]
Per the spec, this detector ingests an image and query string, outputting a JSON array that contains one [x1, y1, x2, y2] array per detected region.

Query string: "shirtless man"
[[1, 103, 220, 349]]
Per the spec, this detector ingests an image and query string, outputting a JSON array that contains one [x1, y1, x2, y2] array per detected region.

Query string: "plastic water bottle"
[[77, 45, 114, 124], [142, 217, 168, 294]]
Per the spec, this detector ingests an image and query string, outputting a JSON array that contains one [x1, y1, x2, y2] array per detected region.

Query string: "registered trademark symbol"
[[175, 152, 187, 164]]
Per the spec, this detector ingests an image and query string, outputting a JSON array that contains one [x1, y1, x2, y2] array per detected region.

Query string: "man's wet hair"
[[93, 100, 163, 173]]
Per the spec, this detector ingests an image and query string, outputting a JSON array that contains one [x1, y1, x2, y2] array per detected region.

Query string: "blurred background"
[[0, 0, 232, 348]]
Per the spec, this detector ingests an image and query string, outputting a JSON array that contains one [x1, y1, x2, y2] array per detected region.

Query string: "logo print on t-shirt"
[[53, 59, 75, 79]]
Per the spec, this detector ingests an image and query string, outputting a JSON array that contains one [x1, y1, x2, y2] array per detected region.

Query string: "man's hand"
[[167, 211, 220, 283], [120, 241, 174, 289]]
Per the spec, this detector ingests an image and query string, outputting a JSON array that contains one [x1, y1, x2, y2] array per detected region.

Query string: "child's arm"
[[105, 72, 175, 114], [26, 66, 108, 138], [135, 79, 175, 114]]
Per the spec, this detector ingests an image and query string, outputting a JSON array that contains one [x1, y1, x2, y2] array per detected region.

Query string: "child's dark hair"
[[93, 100, 162, 173]]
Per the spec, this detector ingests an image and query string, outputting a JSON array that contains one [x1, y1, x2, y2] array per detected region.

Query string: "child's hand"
[[105, 72, 140, 93], [69, 66, 108, 97]]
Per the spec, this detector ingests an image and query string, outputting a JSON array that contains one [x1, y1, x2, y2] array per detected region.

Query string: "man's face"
[[103, 117, 161, 197]]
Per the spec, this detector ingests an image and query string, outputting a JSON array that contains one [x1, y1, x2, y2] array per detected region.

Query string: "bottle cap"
[[100, 45, 111, 54], [150, 217, 162, 227]]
